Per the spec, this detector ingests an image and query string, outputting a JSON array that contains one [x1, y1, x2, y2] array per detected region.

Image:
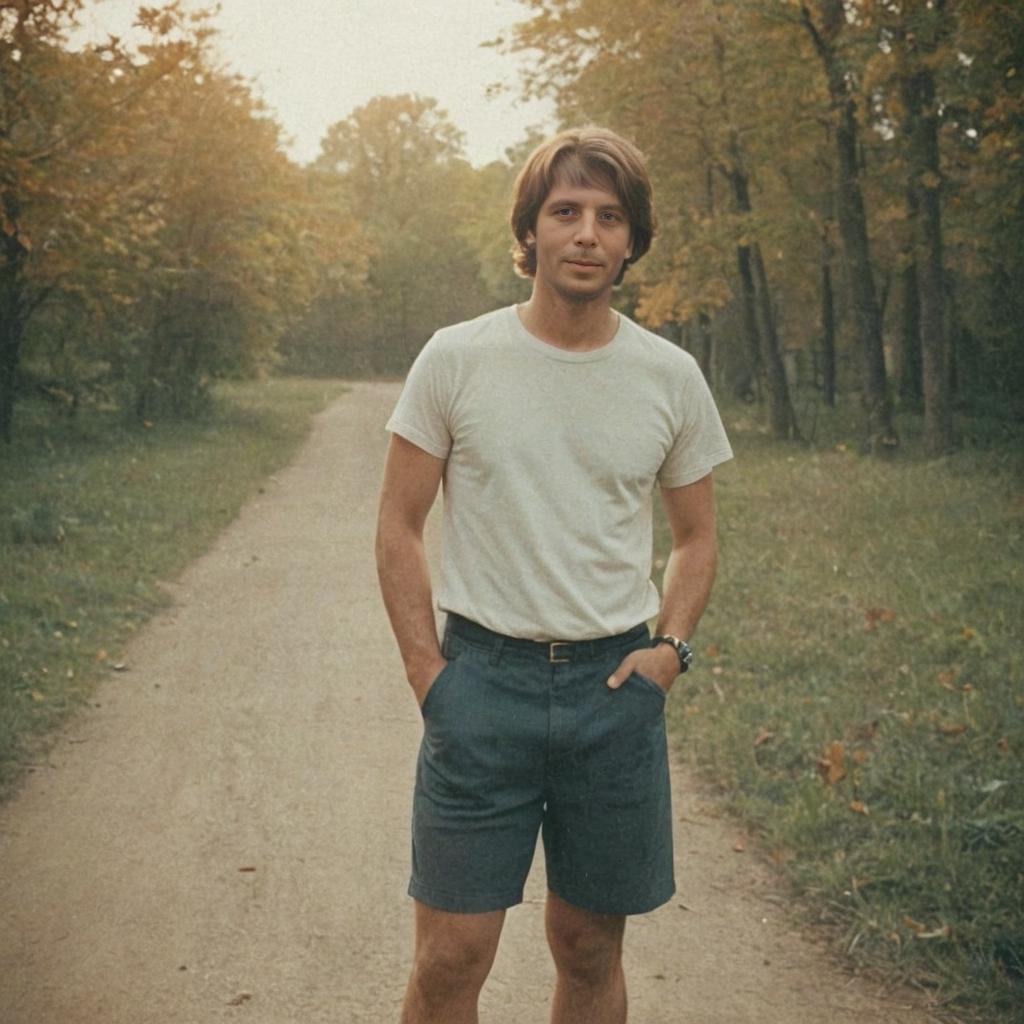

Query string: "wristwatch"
[[652, 634, 694, 674]]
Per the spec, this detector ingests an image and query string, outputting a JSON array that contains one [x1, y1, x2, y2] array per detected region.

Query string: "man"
[[376, 126, 733, 1024]]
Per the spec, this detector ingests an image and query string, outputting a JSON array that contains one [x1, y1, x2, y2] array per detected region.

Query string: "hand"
[[408, 656, 448, 708], [607, 643, 679, 693]]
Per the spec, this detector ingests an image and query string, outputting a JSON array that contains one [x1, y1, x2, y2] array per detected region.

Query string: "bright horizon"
[[73, 0, 554, 167]]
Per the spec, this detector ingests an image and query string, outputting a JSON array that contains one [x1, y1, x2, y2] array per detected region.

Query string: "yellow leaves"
[[817, 740, 846, 785], [635, 281, 682, 327], [903, 917, 952, 941], [849, 800, 869, 816], [863, 606, 896, 632]]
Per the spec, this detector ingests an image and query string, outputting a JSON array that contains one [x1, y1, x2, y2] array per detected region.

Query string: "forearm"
[[375, 520, 444, 686], [656, 533, 718, 642]]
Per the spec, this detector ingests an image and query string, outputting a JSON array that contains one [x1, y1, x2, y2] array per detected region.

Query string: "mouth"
[[565, 259, 603, 268]]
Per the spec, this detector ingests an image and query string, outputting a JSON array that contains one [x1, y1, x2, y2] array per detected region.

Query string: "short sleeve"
[[384, 334, 453, 459], [657, 369, 734, 488]]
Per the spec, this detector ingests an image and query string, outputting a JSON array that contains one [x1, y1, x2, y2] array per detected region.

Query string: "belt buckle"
[[549, 641, 572, 664]]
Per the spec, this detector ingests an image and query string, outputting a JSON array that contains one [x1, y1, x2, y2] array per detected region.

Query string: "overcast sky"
[[74, 0, 554, 167]]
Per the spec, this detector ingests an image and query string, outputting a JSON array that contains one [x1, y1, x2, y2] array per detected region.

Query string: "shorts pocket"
[[630, 670, 668, 703], [420, 635, 465, 718]]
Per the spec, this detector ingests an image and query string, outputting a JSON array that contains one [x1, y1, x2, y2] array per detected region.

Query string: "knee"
[[548, 914, 624, 984], [411, 933, 495, 999]]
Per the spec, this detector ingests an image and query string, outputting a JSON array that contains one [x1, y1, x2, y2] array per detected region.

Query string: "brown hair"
[[510, 126, 656, 285]]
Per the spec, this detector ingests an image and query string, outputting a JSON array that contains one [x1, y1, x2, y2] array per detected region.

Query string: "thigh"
[[410, 635, 547, 914], [543, 651, 675, 916]]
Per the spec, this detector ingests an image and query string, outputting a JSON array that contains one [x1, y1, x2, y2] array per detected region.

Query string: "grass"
[[658, 399, 1024, 1022], [3, 374, 1021, 1018], [0, 378, 349, 800]]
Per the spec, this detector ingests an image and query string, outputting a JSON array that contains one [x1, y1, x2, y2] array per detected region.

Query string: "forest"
[[1, 0, 1021, 454]]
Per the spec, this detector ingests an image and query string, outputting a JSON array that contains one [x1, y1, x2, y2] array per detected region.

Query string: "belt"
[[446, 613, 648, 664]]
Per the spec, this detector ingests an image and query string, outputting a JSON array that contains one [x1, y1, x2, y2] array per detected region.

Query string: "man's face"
[[526, 176, 633, 303]]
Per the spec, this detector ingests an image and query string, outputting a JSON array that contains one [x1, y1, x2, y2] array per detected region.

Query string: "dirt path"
[[0, 382, 938, 1023]]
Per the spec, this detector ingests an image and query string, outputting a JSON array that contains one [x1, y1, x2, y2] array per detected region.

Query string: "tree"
[[499, 0, 803, 436], [799, 0, 900, 452], [312, 94, 494, 372], [0, 1, 210, 439]]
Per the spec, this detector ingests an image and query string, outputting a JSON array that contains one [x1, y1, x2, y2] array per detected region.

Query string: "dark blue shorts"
[[409, 614, 675, 916]]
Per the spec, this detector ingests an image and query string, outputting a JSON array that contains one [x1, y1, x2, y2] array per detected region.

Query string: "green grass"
[[659, 401, 1024, 1022], [0, 378, 349, 799]]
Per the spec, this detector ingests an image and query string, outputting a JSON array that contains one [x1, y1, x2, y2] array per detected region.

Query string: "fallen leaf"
[[226, 992, 252, 1006], [238, 866, 257, 873], [754, 728, 774, 748], [30, 690, 46, 702], [733, 839, 746, 853], [864, 607, 896, 631], [849, 800, 869, 815], [817, 740, 846, 785], [938, 722, 968, 737], [937, 669, 957, 691], [903, 915, 926, 933], [95, 649, 108, 662]]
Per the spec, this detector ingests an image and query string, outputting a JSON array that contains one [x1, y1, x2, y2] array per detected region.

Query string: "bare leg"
[[546, 891, 627, 1024], [399, 900, 505, 1024]]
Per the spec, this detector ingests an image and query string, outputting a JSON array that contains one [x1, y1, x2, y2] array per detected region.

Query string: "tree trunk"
[[899, 251, 923, 408], [905, 67, 952, 455], [730, 166, 799, 439], [821, 249, 837, 409], [802, 2, 899, 453], [734, 243, 763, 401], [751, 241, 801, 439], [696, 311, 714, 381], [0, 204, 30, 444]]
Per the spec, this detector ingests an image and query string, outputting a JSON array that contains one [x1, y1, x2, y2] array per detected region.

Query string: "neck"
[[518, 280, 619, 352]]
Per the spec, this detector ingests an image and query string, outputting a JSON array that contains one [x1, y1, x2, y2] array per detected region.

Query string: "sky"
[[73, 0, 555, 167]]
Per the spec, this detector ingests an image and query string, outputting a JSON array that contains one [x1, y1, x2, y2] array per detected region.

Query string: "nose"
[[573, 212, 598, 247]]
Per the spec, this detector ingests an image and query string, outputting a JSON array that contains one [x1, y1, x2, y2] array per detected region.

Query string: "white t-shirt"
[[386, 305, 733, 641]]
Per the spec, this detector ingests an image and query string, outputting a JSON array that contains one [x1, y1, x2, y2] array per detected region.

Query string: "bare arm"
[[375, 433, 448, 706], [607, 472, 720, 692]]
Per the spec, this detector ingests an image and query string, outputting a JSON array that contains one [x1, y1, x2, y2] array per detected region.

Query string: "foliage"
[[497, 0, 1024, 444], [294, 94, 500, 375]]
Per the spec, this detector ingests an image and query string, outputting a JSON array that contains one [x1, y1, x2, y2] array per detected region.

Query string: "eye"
[[599, 210, 623, 223]]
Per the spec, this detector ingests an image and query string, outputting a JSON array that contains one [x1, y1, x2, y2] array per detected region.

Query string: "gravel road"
[[0, 382, 937, 1023]]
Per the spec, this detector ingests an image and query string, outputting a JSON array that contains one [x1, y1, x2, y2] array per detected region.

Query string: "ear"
[[525, 230, 535, 247]]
